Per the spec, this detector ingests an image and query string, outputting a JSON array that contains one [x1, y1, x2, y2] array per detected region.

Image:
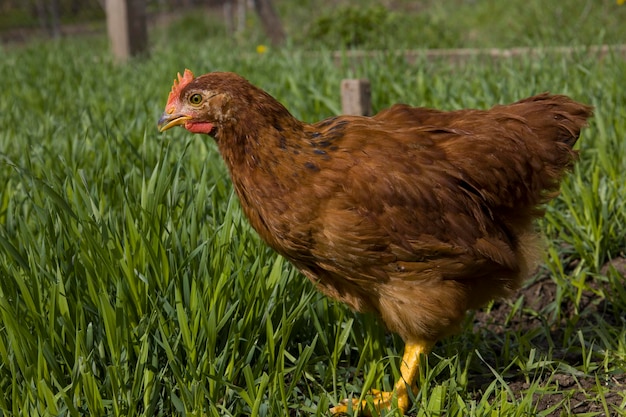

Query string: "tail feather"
[[480, 93, 593, 227], [508, 93, 593, 148], [376, 93, 593, 219], [431, 93, 593, 226]]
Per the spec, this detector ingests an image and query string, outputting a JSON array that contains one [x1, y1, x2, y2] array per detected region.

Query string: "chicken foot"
[[330, 340, 433, 416]]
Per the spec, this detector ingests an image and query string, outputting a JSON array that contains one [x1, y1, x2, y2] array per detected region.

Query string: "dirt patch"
[[506, 372, 626, 416], [602, 256, 626, 277], [466, 256, 626, 416]]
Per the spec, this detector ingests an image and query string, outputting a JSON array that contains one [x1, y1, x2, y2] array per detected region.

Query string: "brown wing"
[[299, 124, 515, 283], [294, 94, 590, 295]]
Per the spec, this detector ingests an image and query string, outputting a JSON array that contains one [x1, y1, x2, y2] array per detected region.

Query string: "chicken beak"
[[157, 112, 192, 132]]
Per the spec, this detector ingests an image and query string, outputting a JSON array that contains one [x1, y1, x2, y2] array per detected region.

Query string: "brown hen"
[[158, 70, 592, 415]]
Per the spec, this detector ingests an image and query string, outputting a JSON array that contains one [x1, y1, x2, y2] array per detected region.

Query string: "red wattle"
[[185, 121, 215, 135]]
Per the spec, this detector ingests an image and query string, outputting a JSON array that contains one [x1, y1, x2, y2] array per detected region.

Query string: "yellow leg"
[[329, 339, 433, 416]]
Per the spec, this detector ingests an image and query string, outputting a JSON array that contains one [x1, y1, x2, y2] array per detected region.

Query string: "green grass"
[[0, 2, 625, 415]]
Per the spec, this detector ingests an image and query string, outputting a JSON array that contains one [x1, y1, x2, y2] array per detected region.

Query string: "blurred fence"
[[0, 0, 224, 43]]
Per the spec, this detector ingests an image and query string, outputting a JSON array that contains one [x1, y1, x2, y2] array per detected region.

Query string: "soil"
[[465, 255, 626, 416]]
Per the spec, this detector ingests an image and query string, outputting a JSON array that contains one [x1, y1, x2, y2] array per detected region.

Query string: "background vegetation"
[[3, 0, 626, 48], [0, 0, 625, 415]]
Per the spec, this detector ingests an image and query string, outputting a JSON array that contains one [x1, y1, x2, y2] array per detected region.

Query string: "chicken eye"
[[189, 93, 203, 105]]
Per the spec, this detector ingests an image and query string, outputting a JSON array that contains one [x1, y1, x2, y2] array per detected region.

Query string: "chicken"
[[158, 69, 592, 415]]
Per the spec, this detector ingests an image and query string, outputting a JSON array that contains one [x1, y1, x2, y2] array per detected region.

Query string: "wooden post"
[[105, 0, 148, 62], [341, 79, 372, 116]]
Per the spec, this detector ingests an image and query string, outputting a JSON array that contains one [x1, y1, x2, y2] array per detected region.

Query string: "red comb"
[[167, 69, 195, 106]]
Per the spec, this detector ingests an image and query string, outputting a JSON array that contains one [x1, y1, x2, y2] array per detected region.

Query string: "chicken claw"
[[329, 390, 402, 416], [330, 340, 433, 416]]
